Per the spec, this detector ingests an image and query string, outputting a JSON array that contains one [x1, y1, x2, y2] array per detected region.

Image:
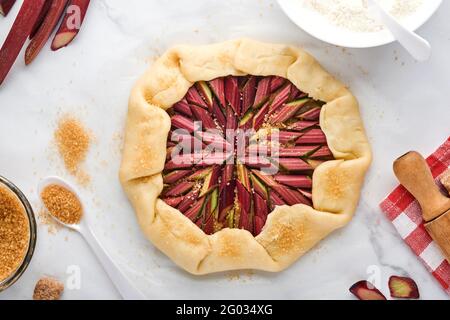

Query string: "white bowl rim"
[[277, 0, 442, 48]]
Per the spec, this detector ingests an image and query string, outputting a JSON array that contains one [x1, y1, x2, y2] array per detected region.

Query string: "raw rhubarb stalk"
[[268, 130, 302, 144], [273, 184, 312, 206], [162, 197, 183, 208], [223, 164, 234, 184], [250, 173, 269, 200], [265, 145, 319, 157], [278, 158, 313, 172], [299, 189, 312, 199], [225, 76, 240, 115], [212, 100, 226, 129], [196, 81, 213, 109], [208, 77, 226, 108], [237, 164, 251, 191], [184, 197, 206, 222], [164, 158, 194, 171], [173, 133, 204, 150], [243, 156, 273, 169], [173, 99, 193, 117], [0, 0, 16, 16], [296, 129, 327, 145], [274, 175, 312, 188], [309, 146, 333, 159], [197, 131, 228, 148], [225, 104, 237, 131], [241, 76, 256, 114], [199, 166, 220, 197], [163, 170, 192, 184], [269, 191, 286, 209], [29, 0, 52, 39], [51, 0, 90, 50], [25, 0, 69, 65], [177, 189, 200, 213], [251, 170, 278, 188], [202, 208, 215, 235], [269, 101, 304, 124], [349, 281, 387, 300], [388, 276, 419, 299], [254, 77, 271, 107], [190, 105, 217, 130], [163, 181, 194, 197], [239, 110, 254, 130], [289, 86, 301, 100], [171, 114, 195, 133], [0, 0, 46, 85], [289, 120, 318, 131], [169, 153, 228, 169], [269, 76, 285, 93], [253, 192, 268, 218], [297, 107, 321, 121], [187, 167, 212, 181], [237, 180, 251, 231], [218, 179, 235, 222], [186, 86, 209, 109], [252, 101, 270, 131], [269, 84, 291, 113]]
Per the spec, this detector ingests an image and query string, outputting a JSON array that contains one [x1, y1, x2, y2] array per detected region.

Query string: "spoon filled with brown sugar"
[[38, 176, 145, 300]]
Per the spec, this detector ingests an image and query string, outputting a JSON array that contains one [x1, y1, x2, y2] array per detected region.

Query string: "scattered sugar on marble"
[[54, 117, 91, 185]]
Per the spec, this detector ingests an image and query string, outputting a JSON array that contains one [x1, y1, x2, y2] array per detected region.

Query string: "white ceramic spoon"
[[38, 176, 146, 300], [367, 0, 431, 61]]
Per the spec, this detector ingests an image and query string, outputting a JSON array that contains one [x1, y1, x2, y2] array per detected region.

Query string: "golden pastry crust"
[[120, 39, 372, 274]]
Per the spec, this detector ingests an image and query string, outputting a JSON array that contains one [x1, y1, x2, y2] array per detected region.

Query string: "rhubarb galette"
[[120, 39, 371, 274]]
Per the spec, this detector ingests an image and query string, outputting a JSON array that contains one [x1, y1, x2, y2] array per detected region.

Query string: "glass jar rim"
[[0, 175, 37, 292]]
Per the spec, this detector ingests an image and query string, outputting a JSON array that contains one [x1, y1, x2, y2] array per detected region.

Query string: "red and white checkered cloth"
[[380, 137, 450, 295]]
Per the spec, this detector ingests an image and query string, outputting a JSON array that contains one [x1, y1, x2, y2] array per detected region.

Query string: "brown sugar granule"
[[0, 184, 30, 282], [41, 184, 82, 225], [54, 117, 90, 174], [33, 277, 64, 300]]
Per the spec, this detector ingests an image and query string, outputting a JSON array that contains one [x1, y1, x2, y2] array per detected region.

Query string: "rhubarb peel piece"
[[349, 281, 387, 300], [0, 0, 47, 85], [388, 276, 419, 299], [120, 39, 372, 275], [25, 0, 69, 65], [0, 0, 16, 16], [51, 0, 91, 50], [29, 0, 52, 39], [225, 76, 240, 115]]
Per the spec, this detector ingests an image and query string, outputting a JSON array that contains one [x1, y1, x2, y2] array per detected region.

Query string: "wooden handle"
[[393, 151, 450, 221], [425, 212, 450, 262]]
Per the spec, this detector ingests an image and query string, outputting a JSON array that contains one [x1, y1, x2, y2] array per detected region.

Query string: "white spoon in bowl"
[[38, 176, 146, 300], [367, 0, 431, 61]]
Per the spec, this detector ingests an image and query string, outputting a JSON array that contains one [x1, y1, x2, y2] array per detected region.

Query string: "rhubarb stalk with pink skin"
[[0, 0, 47, 85], [51, 0, 91, 51]]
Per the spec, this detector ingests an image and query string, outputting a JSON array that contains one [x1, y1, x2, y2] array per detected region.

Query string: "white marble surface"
[[0, 0, 449, 300]]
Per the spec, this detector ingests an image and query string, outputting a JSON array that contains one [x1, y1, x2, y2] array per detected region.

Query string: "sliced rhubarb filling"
[[162, 76, 334, 236]]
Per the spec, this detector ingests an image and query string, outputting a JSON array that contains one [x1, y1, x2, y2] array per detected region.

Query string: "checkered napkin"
[[379, 137, 450, 295]]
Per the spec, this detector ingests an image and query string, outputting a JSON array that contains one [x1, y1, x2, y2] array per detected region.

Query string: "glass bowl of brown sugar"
[[0, 175, 37, 292]]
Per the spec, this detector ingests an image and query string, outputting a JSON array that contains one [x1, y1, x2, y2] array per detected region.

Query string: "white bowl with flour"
[[277, 0, 442, 48]]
